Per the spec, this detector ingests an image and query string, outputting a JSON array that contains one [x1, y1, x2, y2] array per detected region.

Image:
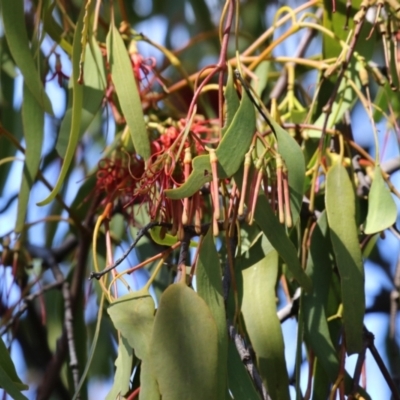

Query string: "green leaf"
[[107, 24, 151, 160], [2, 0, 53, 114], [196, 228, 228, 399], [241, 250, 290, 400], [166, 87, 255, 199], [15, 84, 44, 232], [227, 339, 261, 400], [108, 289, 155, 361], [326, 162, 365, 354], [37, 8, 85, 206], [148, 283, 219, 400], [270, 118, 305, 225], [56, 39, 106, 158], [222, 64, 240, 136], [254, 193, 312, 292], [0, 338, 28, 393], [139, 361, 161, 400], [302, 212, 339, 382], [364, 165, 397, 234], [106, 336, 133, 400]]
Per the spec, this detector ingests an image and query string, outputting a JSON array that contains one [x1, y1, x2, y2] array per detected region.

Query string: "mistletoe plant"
[[1, 0, 400, 399]]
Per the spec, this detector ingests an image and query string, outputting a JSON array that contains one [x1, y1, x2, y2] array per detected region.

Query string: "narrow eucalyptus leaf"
[[16, 85, 44, 232], [254, 193, 312, 291], [326, 162, 365, 355], [196, 228, 228, 399], [242, 250, 290, 400], [107, 24, 151, 159], [2, 0, 53, 114]]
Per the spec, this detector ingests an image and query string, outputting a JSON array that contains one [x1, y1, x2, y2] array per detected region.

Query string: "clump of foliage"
[[1, 0, 400, 399]]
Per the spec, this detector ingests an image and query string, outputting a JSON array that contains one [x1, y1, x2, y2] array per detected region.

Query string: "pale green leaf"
[[108, 289, 155, 361], [242, 250, 290, 400], [106, 336, 133, 400], [148, 283, 219, 400], [364, 165, 397, 234]]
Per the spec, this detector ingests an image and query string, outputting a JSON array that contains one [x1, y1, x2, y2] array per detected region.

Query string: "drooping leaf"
[[364, 165, 397, 234], [302, 212, 339, 382], [56, 39, 106, 158], [107, 289, 155, 361], [241, 250, 290, 400], [148, 283, 219, 400], [222, 64, 240, 136], [196, 228, 228, 399], [2, 0, 53, 114], [15, 84, 44, 232], [37, 7, 86, 206], [0, 338, 28, 392], [268, 118, 305, 225], [106, 336, 133, 400], [107, 23, 151, 160], [166, 87, 255, 199], [325, 162, 364, 354], [254, 193, 312, 292]]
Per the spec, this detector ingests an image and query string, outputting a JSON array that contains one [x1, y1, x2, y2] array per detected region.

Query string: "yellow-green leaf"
[[148, 283, 219, 400], [107, 24, 151, 160], [2, 0, 53, 115], [364, 165, 397, 234], [37, 8, 85, 206], [325, 162, 364, 354]]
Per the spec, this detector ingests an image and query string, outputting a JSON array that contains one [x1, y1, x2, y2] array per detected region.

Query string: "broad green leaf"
[[269, 118, 305, 225], [106, 336, 133, 400], [15, 84, 44, 232], [252, 60, 269, 98], [254, 193, 312, 292], [242, 250, 290, 400], [166, 87, 255, 199], [37, 8, 85, 206], [107, 24, 151, 160], [148, 283, 219, 400], [139, 361, 161, 400], [2, 0, 53, 114], [227, 339, 260, 400], [326, 162, 365, 354], [364, 165, 397, 234], [302, 212, 339, 382], [0, 338, 28, 392], [196, 228, 228, 399], [108, 289, 155, 361], [56, 39, 106, 157]]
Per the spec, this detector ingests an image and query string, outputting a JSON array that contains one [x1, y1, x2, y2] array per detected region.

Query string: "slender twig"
[[228, 321, 270, 400], [364, 326, 400, 400], [0, 281, 64, 336], [277, 288, 301, 323], [269, 8, 323, 100]]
